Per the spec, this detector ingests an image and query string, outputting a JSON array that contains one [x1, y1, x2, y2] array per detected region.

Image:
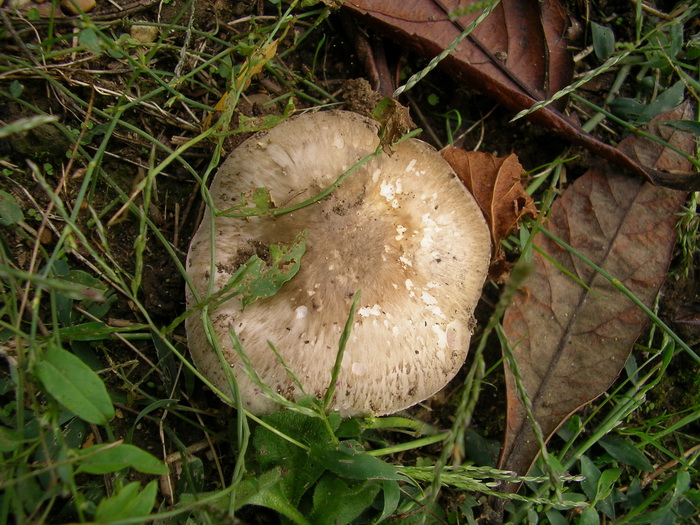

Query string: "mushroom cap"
[[185, 110, 490, 417]]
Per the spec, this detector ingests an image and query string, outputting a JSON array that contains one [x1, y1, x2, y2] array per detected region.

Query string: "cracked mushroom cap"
[[185, 110, 490, 417]]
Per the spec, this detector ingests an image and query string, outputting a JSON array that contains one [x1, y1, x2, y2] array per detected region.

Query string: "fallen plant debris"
[[342, 0, 700, 191], [2, 0, 155, 20], [499, 102, 695, 489], [441, 147, 538, 280], [343, 0, 573, 106]]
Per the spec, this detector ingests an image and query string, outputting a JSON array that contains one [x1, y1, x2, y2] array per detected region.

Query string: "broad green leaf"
[[637, 81, 685, 124], [133, 398, 179, 429], [611, 83, 685, 126], [234, 37, 280, 91], [229, 187, 274, 216], [56, 268, 108, 307], [245, 476, 311, 525], [0, 426, 28, 453], [0, 190, 24, 226], [253, 410, 338, 504], [9, 80, 23, 98], [579, 506, 600, 525], [311, 441, 405, 481], [335, 418, 365, 438], [60, 268, 107, 290], [595, 468, 622, 502], [625, 472, 689, 524], [252, 187, 274, 210], [301, 0, 334, 7], [177, 457, 204, 495], [309, 474, 381, 525], [579, 455, 601, 501], [0, 266, 106, 302], [674, 470, 691, 497], [239, 230, 307, 309], [377, 480, 401, 523], [255, 410, 340, 465], [9, 464, 45, 514], [688, 39, 700, 60], [182, 469, 310, 525], [32, 418, 86, 484], [623, 477, 644, 510], [464, 428, 500, 466], [237, 99, 295, 134], [370, 96, 413, 146], [236, 470, 282, 504], [77, 443, 168, 475], [70, 341, 105, 371], [95, 480, 158, 522], [609, 98, 645, 122], [215, 54, 233, 79], [35, 343, 115, 425], [661, 120, 700, 135], [591, 22, 615, 60], [599, 436, 653, 472], [79, 28, 103, 54], [545, 510, 570, 525]]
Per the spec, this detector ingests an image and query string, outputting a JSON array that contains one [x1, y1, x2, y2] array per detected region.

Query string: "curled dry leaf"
[[441, 147, 538, 280], [498, 102, 695, 486]]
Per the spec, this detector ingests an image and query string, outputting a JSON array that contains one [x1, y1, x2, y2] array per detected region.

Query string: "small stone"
[[130, 24, 159, 44], [60, 0, 95, 15], [5, 0, 33, 9], [38, 228, 53, 245], [8, 122, 70, 159]]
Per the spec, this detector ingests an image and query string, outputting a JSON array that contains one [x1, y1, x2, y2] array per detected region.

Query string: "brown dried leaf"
[[441, 147, 537, 280], [344, 0, 573, 106], [498, 102, 695, 483], [342, 0, 700, 190], [371, 97, 416, 149], [5, 0, 155, 21]]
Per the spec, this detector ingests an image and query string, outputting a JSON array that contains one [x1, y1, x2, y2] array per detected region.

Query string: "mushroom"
[[185, 110, 490, 417]]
